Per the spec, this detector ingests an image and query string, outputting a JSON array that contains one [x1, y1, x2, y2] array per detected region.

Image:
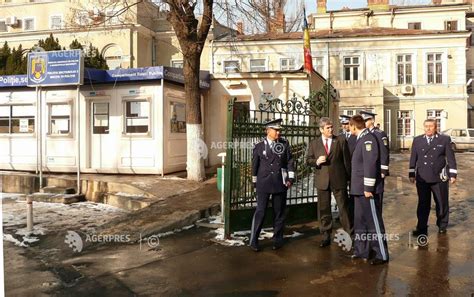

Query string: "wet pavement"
[[3, 153, 474, 296]]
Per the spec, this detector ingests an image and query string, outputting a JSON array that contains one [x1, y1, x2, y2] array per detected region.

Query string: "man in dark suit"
[[307, 117, 352, 247], [349, 115, 388, 265], [250, 119, 295, 252], [409, 118, 457, 236], [340, 114, 357, 156]]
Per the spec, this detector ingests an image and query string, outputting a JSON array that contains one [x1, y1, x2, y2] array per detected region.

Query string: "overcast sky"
[[304, 0, 432, 12]]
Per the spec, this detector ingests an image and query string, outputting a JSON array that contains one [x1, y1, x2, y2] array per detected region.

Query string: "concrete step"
[[28, 193, 86, 204], [40, 186, 76, 194], [102, 193, 155, 211]]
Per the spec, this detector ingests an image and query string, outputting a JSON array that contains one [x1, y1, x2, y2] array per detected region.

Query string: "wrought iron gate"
[[224, 89, 330, 237]]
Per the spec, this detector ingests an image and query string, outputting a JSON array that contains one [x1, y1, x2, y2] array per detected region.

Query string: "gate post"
[[223, 98, 236, 238]]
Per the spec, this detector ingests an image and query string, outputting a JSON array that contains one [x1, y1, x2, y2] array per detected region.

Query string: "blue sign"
[[106, 66, 163, 81], [27, 50, 83, 87], [0, 75, 27, 87]]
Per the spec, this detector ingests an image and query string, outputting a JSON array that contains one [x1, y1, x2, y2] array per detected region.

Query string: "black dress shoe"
[[370, 258, 388, 265], [272, 242, 284, 250], [249, 244, 260, 252], [319, 238, 331, 248], [412, 228, 427, 237], [347, 254, 368, 262], [438, 228, 447, 234]]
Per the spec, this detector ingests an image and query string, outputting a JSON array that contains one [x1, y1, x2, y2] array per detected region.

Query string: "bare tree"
[[162, 0, 213, 181]]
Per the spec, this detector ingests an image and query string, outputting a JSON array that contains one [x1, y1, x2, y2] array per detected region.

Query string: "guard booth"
[[223, 83, 335, 237]]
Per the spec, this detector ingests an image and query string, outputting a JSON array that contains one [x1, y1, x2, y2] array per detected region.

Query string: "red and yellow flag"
[[303, 8, 313, 73]]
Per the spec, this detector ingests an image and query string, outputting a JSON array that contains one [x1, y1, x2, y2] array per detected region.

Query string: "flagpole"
[[327, 41, 330, 117]]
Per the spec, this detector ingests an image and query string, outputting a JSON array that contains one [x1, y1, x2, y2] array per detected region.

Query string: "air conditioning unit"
[[401, 85, 414, 95], [5, 16, 18, 26]]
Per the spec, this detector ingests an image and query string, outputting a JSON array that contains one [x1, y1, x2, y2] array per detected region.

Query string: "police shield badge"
[[28, 53, 47, 84], [364, 141, 372, 151], [382, 137, 388, 146]]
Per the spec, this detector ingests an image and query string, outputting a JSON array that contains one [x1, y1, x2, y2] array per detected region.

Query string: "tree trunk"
[[184, 50, 206, 181]]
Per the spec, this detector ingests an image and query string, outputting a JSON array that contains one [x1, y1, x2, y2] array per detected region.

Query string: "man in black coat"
[[307, 117, 353, 247], [250, 119, 295, 251], [409, 118, 457, 236], [349, 115, 389, 265], [340, 115, 357, 156]]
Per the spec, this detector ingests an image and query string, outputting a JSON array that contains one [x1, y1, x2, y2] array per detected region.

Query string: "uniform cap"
[[359, 110, 377, 121], [265, 118, 283, 130]]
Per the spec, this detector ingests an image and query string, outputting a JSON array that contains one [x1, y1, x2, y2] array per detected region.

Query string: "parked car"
[[441, 128, 474, 151]]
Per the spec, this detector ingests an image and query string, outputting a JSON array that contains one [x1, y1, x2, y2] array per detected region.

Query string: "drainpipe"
[[390, 8, 396, 28], [130, 27, 135, 68], [210, 39, 215, 73], [152, 36, 156, 66]]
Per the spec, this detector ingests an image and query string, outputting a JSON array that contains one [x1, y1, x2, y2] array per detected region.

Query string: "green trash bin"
[[217, 168, 223, 192]]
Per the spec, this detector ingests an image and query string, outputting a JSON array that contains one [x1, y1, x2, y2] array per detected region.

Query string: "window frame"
[[0, 19, 7, 32], [280, 58, 295, 71], [0, 104, 36, 135], [397, 110, 413, 137], [49, 14, 63, 30], [396, 54, 413, 85], [122, 97, 151, 136], [444, 20, 458, 31], [171, 59, 184, 68], [223, 59, 240, 73], [249, 58, 267, 72], [48, 102, 72, 137], [408, 22, 421, 30], [22, 16, 35, 31], [343, 56, 360, 81], [427, 109, 444, 131], [426, 53, 444, 84]]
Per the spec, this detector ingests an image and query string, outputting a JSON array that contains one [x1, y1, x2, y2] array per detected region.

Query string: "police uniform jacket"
[[350, 129, 383, 195], [370, 127, 390, 177], [252, 138, 295, 194], [409, 133, 457, 183]]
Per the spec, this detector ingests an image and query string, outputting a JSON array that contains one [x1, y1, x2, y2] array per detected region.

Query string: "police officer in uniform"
[[250, 119, 295, 251], [409, 118, 457, 236], [340, 115, 357, 156], [349, 115, 389, 265], [360, 111, 390, 212]]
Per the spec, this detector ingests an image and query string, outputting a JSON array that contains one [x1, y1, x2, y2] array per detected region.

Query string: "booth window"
[[49, 103, 71, 135], [93, 102, 109, 134], [0, 105, 35, 134], [170, 101, 186, 133], [125, 100, 149, 133]]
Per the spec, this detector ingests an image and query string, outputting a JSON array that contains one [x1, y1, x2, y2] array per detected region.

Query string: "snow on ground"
[[2, 194, 128, 248], [211, 227, 303, 247]]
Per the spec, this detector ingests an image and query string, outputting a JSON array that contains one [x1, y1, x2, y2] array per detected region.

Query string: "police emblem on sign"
[[29, 54, 47, 83], [365, 141, 372, 151]]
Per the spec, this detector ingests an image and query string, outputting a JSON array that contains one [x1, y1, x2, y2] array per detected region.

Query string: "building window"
[[170, 102, 186, 133], [125, 100, 149, 133], [397, 110, 413, 136], [427, 109, 443, 130], [397, 54, 412, 85], [171, 60, 183, 68], [50, 15, 62, 30], [0, 20, 7, 32], [23, 17, 35, 31], [427, 53, 443, 84], [0, 105, 35, 134], [280, 58, 295, 71], [223, 60, 240, 73], [76, 12, 90, 26], [92, 102, 109, 134], [342, 108, 374, 117], [445, 20, 458, 31], [49, 104, 71, 135], [250, 59, 266, 72], [408, 22, 421, 30], [313, 57, 324, 75], [343, 56, 359, 81], [106, 9, 122, 25]]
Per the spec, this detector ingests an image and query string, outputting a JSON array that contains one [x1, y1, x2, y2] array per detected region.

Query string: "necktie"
[[324, 138, 329, 155], [428, 137, 432, 145]]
